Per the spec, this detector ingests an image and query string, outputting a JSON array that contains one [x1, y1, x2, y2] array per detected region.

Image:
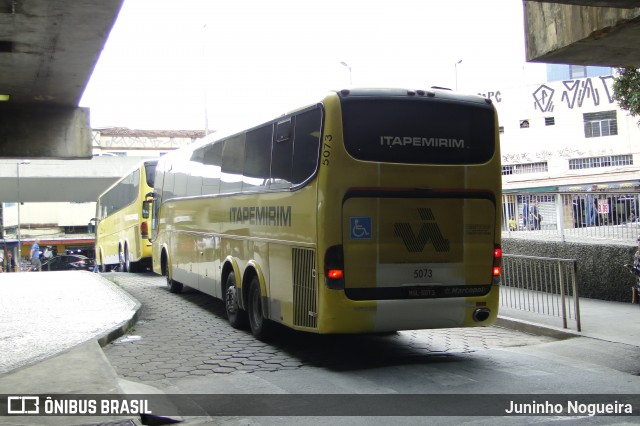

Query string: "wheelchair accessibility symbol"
[[350, 216, 372, 240]]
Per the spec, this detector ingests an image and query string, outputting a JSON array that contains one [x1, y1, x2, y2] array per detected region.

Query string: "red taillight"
[[324, 245, 345, 290], [493, 244, 502, 278], [141, 221, 149, 238], [327, 269, 344, 280], [494, 247, 502, 259]]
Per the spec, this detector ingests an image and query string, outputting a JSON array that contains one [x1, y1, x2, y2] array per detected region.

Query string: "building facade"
[[495, 66, 639, 192], [1, 129, 204, 269], [491, 66, 640, 235]]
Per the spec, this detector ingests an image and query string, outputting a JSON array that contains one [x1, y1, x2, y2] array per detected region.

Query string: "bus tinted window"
[[292, 107, 322, 185], [341, 98, 495, 164], [244, 124, 273, 191], [271, 125, 293, 189], [99, 170, 140, 218], [221, 134, 245, 194], [200, 142, 222, 196]]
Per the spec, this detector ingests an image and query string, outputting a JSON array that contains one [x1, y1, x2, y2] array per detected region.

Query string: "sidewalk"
[[496, 296, 640, 345], [0, 271, 638, 424]]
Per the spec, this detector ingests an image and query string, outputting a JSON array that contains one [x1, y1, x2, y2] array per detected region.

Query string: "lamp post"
[[16, 160, 30, 266], [339, 62, 352, 86], [202, 23, 210, 135], [454, 59, 462, 91]]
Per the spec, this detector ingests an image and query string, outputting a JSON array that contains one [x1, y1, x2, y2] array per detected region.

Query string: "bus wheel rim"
[[226, 286, 239, 314]]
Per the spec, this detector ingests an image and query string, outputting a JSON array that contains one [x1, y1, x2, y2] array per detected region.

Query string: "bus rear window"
[[144, 161, 157, 187], [341, 98, 495, 164]]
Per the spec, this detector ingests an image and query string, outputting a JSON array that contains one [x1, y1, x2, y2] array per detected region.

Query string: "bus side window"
[[220, 134, 246, 194], [270, 119, 293, 190], [200, 142, 222, 196], [292, 107, 322, 185], [243, 124, 273, 192], [186, 148, 204, 197]]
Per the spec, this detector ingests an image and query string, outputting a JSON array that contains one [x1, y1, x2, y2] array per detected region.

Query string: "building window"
[[569, 154, 632, 170], [519, 119, 529, 129], [545, 117, 555, 126], [570, 65, 587, 79], [502, 162, 548, 176], [583, 111, 617, 138]]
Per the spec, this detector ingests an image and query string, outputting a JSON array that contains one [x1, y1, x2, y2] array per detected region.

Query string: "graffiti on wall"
[[533, 76, 615, 113]]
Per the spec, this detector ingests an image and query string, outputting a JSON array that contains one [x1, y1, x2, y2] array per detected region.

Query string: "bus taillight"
[[324, 245, 345, 290], [327, 269, 344, 280], [141, 222, 149, 239], [493, 244, 502, 284]]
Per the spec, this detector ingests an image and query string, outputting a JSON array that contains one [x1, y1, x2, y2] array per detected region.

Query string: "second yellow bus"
[[95, 159, 157, 272]]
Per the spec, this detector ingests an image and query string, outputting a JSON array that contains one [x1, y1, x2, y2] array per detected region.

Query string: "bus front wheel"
[[225, 272, 247, 329], [248, 276, 273, 340]]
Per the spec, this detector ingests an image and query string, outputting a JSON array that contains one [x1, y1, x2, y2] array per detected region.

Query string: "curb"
[[94, 274, 143, 348], [496, 316, 580, 340]]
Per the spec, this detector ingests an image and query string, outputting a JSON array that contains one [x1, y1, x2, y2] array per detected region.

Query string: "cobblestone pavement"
[[102, 273, 555, 383]]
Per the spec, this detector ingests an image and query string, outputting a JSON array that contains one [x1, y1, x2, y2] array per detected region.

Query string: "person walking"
[[586, 184, 598, 226], [5, 251, 17, 272], [530, 201, 541, 230], [29, 240, 42, 272]]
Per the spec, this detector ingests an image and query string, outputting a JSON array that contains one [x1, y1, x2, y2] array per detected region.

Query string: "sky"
[[79, 0, 546, 133]]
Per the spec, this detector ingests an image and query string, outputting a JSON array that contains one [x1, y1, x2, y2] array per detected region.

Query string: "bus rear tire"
[[248, 276, 274, 340], [225, 272, 247, 329], [166, 268, 183, 294], [118, 246, 127, 272], [124, 245, 134, 272]]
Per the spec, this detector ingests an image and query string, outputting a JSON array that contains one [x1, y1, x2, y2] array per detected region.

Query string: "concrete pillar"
[[0, 105, 92, 158]]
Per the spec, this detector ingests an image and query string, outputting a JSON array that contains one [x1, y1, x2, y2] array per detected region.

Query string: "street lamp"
[[202, 23, 210, 135], [339, 62, 352, 86], [16, 160, 30, 266], [454, 59, 462, 91]]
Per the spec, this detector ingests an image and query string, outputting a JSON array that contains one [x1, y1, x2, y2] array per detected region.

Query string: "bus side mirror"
[[88, 217, 97, 234], [142, 200, 151, 219]]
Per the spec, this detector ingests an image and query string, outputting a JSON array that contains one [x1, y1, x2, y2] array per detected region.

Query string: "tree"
[[613, 67, 640, 124]]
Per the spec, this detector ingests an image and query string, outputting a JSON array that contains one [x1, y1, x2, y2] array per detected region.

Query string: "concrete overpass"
[[0, 0, 124, 159], [0, 156, 153, 202], [525, 1, 640, 67]]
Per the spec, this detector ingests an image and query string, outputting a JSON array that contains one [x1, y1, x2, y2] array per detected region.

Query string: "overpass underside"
[[0, 0, 124, 159], [525, 1, 640, 67]]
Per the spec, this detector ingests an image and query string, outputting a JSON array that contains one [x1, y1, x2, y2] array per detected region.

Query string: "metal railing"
[[501, 254, 581, 331], [502, 191, 640, 244]]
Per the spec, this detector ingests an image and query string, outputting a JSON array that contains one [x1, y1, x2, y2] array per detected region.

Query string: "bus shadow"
[[169, 283, 468, 372]]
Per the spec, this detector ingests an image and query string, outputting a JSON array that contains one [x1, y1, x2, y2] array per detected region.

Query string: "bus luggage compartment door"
[[341, 193, 496, 302]]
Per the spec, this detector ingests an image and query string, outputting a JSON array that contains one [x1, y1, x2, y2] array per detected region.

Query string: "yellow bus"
[[95, 159, 157, 272], [151, 88, 502, 339]]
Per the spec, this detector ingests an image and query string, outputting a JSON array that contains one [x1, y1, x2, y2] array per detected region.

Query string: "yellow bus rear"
[[315, 89, 501, 332]]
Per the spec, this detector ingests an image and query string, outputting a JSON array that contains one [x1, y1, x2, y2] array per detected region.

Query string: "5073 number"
[[413, 268, 433, 279], [322, 135, 332, 166]]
